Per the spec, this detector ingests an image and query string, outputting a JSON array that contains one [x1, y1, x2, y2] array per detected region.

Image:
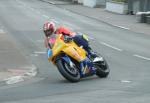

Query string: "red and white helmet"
[[43, 21, 55, 37]]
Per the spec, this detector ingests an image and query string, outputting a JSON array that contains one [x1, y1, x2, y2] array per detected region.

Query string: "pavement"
[[41, 0, 150, 35], [0, 28, 37, 85], [40, 0, 74, 5]]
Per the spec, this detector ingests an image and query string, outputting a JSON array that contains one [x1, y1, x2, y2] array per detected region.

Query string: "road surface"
[[0, 0, 150, 103]]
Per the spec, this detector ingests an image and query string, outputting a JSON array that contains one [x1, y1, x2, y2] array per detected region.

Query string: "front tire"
[[56, 58, 80, 83]]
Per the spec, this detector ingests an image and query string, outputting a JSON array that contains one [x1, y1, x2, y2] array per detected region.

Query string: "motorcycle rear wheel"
[[56, 58, 80, 83], [94, 59, 110, 78]]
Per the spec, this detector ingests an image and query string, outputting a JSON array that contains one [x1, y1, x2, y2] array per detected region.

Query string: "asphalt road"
[[0, 0, 150, 103]]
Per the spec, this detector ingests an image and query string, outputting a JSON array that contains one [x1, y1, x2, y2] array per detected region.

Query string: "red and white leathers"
[[55, 26, 76, 37]]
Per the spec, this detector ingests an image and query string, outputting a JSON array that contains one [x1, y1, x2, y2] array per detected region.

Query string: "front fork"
[[61, 55, 96, 78], [61, 55, 75, 68]]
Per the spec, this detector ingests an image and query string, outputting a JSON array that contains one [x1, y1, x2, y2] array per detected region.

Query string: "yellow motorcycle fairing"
[[48, 34, 87, 63]]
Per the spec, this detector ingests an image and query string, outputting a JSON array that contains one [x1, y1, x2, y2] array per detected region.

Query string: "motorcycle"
[[47, 34, 110, 82]]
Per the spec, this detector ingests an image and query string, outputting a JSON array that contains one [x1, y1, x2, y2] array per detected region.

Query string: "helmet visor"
[[44, 30, 53, 37]]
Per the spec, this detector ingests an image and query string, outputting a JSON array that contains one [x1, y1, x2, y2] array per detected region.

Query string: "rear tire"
[[94, 59, 110, 78], [56, 58, 80, 83]]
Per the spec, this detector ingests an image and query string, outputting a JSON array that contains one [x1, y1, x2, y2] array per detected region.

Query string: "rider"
[[43, 21, 96, 58]]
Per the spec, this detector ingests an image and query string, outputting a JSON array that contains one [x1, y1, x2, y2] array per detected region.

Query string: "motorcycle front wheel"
[[56, 58, 80, 83]]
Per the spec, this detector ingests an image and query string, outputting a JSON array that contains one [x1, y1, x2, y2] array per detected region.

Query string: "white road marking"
[[4, 65, 37, 84], [121, 80, 131, 83], [113, 25, 130, 30], [31, 54, 38, 57], [24, 65, 37, 77], [134, 54, 150, 61], [101, 42, 123, 51], [36, 40, 43, 43], [34, 51, 46, 54], [5, 76, 24, 85]]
